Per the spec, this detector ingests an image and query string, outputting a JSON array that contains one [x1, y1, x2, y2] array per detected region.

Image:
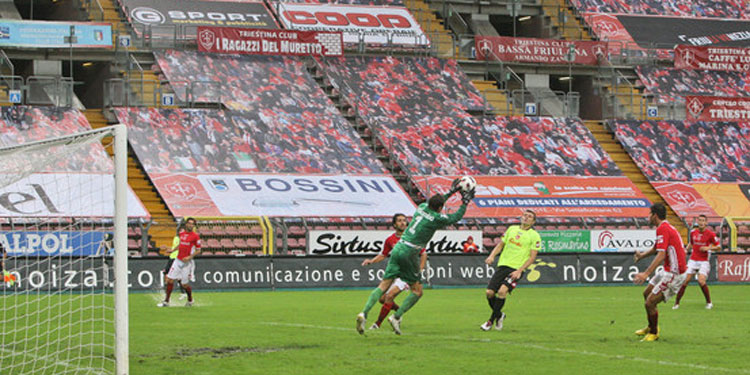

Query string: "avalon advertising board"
[[150, 173, 416, 217], [306, 230, 482, 255], [685, 95, 750, 121], [0, 20, 112, 48], [415, 175, 651, 218], [589, 229, 655, 252], [675, 45, 750, 72], [475, 35, 607, 65], [196, 26, 343, 56], [276, 3, 428, 46]]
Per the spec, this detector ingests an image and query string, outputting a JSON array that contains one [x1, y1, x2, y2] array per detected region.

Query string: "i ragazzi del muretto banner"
[[197, 26, 342, 56]]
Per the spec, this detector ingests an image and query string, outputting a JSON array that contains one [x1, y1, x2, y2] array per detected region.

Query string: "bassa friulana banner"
[[197, 26, 343, 56], [150, 173, 416, 217], [1, 231, 109, 256], [475, 35, 607, 65], [0, 173, 149, 218], [276, 3, 428, 46], [306, 230, 483, 255], [0, 20, 112, 48]]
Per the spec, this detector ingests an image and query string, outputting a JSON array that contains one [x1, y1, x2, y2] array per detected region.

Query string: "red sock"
[[184, 285, 193, 302], [165, 283, 174, 302], [675, 284, 687, 304], [700, 284, 711, 303], [376, 302, 393, 325], [648, 310, 659, 334]]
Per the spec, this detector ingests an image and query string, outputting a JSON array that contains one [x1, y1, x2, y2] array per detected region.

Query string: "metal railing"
[[103, 78, 225, 108], [0, 75, 74, 106], [511, 89, 579, 117]]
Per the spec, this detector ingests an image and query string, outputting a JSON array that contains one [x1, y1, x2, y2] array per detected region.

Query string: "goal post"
[[0, 124, 129, 375]]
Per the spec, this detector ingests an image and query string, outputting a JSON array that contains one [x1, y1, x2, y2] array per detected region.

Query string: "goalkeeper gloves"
[[461, 188, 475, 205], [448, 178, 462, 196]]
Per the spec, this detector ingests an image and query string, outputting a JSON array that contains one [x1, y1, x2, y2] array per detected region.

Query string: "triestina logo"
[[477, 39, 492, 56], [666, 189, 698, 209], [595, 20, 619, 34], [688, 97, 704, 117], [164, 181, 199, 200], [198, 28, 216, 50], [525, 258, 557, 283]]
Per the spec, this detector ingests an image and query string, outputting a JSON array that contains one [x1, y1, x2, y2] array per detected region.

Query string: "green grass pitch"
[[129, 284, 750, 375]]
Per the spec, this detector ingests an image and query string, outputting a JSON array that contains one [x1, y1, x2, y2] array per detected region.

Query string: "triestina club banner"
[[654, 182, 750, 218], [120, 0, 278, 38], [276, 3, 428, 46], [149, 173, 416, 217], [0, 173, 149, 218], [685, 96, 750, 121], [1, 231, 109, 256], [414, 175, 651, 218], [475, 36, 607, 65], [675, 45, 750, 72], [306, 230, 483, 255], [196, 26, 343, 56]]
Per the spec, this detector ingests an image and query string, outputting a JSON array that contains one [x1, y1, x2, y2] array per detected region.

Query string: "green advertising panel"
[[539, 230, 590, 253]]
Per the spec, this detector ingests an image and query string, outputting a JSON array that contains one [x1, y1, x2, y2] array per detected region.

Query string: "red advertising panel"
[[651, 181, 719, 218], [716, 254, 750, 282], [415, 176, 651, 218], [675, 45, 750, 71], [475, 35, 607, 65], [685, 95, 750, 121], [197, 26, 343, 56]]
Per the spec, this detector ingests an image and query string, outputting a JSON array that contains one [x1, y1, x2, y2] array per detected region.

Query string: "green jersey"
[[401, 197, 467, 249], [498, 225, 541, 269]]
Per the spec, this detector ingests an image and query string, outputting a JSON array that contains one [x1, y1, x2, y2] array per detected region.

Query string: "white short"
[[649, 270, 687, 302], [387, 278, 410, 293], [686, 259, 710, 276], [167, 259, 195, 284]]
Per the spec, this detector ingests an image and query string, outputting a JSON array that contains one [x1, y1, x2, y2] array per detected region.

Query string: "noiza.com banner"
[[1, 231, 109, 256], [416, 175, 651, 218], [475, 35, 607, 65], [307, 230, 482, 255], [151, 173, 416, 217], [675, 45, 750, 72], [276, 3, 428, 46], [197, 26, 342, 56], [0, 20, 112, 48], [685, 95, 750, 121]]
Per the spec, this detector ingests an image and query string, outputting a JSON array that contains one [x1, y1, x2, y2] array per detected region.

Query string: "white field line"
[[0, 347, 108, 375]]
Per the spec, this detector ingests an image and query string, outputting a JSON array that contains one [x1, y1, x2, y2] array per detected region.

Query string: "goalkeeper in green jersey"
[[356, 179, 475, 335]]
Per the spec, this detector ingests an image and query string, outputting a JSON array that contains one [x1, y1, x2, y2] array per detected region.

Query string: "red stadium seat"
[[220, 238, 235, 250], [288, 226, 306, 237], [287, 238, 299, 248], [247, 238, 262, 249], [206, 238, 221, 250], [224, 225, 240, 236], [232, 238, 247, 249]]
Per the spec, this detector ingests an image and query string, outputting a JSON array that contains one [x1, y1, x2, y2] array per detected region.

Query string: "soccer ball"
[[456, 176, 476, 192]]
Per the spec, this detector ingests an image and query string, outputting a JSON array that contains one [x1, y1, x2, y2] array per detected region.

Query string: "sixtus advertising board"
[[276, 3, 428, 46], [149, 173, 416, 217], [415, 175, 651, 218], [196, 26, 343, 56], [475, 35, 607, 65], [0, 20, 112, 48], [306, 230, 483, 255], [685, 95, 750, 121], [675, 45, 750, 72], [120, 0, 278, 38]]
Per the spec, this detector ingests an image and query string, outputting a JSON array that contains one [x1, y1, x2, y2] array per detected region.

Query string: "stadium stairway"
[[583, 120, 688, 238], [542, 0, 593, 40], [472, 80, 514, 115], [79, 0, 130, 47], [404, 0, 456, 58], [84, 109, 178, 251]]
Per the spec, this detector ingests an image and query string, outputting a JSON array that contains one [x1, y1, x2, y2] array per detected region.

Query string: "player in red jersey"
[[158, 217, 202, 307], [673, 215, 720, 310], [361, 213, 427, 329], [633, 203, 687, 342]]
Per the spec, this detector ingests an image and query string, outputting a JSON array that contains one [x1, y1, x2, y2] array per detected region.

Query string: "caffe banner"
[[415, 175, 651, 218], [475, 35, 607, 65], [150, 173, 416, 217], [276, 3, 428, 46], [197, 26, 342, 56], [675, 45, 750, 71], [306, 230, 482, 255], [685, 95, 750, 121]]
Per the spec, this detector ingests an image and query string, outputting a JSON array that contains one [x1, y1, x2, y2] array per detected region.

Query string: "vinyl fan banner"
[[276, 3, 428, 46], [306, 230, 483, 255], [675, 45, 750, 72], [196, 26, 343, 56], [475, 35, 607, 65], [685, 96, 750, 121]]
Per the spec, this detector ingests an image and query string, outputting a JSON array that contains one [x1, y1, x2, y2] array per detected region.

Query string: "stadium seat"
[[483, 237, 494, 249], [206, 238, 221, 250], [220, 238, 235, 250], [127, 239, 139, 250], [233, 238, 247, 249], [247, 238, 262, 250], [250, 226, 264, 236], [224, 225, 240, 236], [288, 226, 306, 237], [287, 238, 299, 248]]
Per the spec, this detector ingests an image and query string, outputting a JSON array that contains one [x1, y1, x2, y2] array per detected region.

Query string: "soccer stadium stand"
[[636, 66, 750, 104]]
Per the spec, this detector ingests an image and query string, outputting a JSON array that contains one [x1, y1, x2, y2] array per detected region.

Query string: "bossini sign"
[[307, 230, 483, 255], [590, 230, 656, 252]]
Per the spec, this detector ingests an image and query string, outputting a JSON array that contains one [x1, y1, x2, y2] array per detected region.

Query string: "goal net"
[[0, 122, 128, 375]]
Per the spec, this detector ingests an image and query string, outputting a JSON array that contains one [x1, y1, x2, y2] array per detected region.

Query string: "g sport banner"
[[197, 26, 343, 56], [0, 20, 112, 48], [276, 3, 428, 46], [1, 231, 109, 256], [121, 0, 278, 37], [675, 45, 750, 72], [653, 182, 750, 219], [416, 175, 651, 218], [685, 96, 750, 121], [150, 173, 416, 217], [475, 35, 607, 65], [307, 230, 482, 255]]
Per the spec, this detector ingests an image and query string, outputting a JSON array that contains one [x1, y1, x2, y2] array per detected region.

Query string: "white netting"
[[0, 123, 121, 375]]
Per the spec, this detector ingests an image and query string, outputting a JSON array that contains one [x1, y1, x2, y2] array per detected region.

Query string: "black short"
[[486, 266, 522, 293], [164, 258, 175, 274]]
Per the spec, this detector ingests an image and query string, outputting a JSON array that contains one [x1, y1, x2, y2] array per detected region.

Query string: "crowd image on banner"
[[569, 0, 748, 19], [636, 66, 750, 104]]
